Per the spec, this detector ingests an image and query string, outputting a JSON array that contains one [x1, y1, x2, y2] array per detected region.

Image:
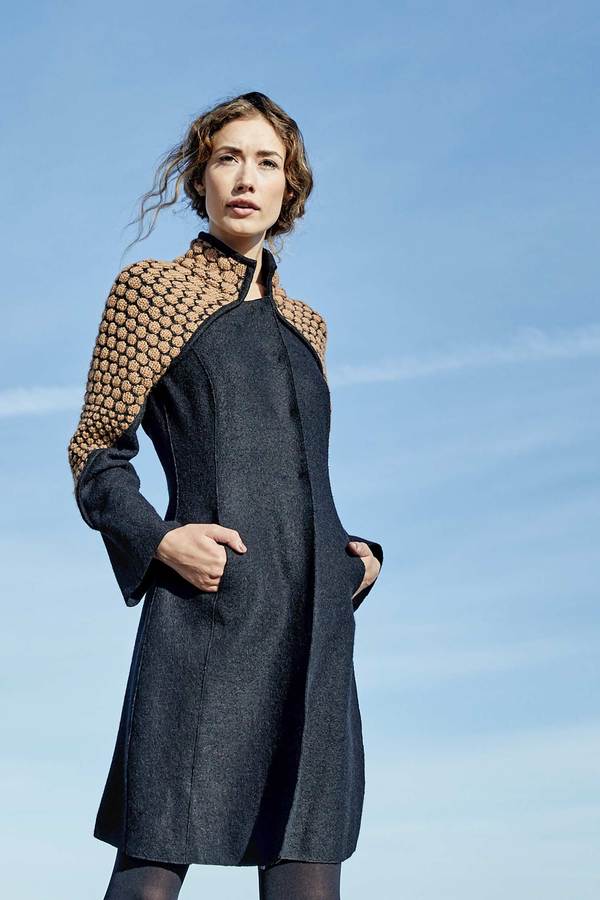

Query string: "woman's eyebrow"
[[215, 145, 284, 161]]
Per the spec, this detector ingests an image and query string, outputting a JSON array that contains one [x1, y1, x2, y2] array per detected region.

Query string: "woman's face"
[[200, 115, 290, 246]]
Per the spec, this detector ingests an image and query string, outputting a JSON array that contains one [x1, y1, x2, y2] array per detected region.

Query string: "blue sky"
[[2, 1, 599, 897]]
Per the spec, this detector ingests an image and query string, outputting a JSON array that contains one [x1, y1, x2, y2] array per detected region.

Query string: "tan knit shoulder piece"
[[67, 237, 330, 486], [67, 245, 248, 484], [272, 274, 329, 382]]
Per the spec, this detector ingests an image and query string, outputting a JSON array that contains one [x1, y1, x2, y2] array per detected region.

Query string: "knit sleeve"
[[66, 263, 183, 607]]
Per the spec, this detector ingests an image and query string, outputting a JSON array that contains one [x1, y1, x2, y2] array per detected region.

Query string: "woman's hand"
[[154, 524, 247, 591], [347, 540, 381, 599]]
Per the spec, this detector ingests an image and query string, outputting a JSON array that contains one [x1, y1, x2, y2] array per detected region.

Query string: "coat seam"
[[268, 310, 318, 858], [184, 589, 220, 858], [124, 582, 160, 854], [162, 403, 180, 520], [272, 304, 328, 385], [163, 296, 244, 380], [272, 305, 332, 414], [184, 346, 221, 858]]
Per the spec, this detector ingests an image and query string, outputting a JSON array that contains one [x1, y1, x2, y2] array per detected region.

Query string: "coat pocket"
[[351, 554, 367, 598], [219, 544, 233, 591], [344, 547, 367, 601]]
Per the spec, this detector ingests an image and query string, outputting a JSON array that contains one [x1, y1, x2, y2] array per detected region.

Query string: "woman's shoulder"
[[108, 255, 192, 294], [272, 287, 329, 360], [106, 258, 329, 356], [279, 293, 327, 327], [99, 255, 219, 331]]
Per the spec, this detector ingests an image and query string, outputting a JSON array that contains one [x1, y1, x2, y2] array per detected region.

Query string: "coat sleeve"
[[347, 534, 384, 612], [67, 263, 183, 607]]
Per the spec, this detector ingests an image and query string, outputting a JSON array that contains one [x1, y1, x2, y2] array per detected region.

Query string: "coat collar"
[[175, 228, 328, 382]]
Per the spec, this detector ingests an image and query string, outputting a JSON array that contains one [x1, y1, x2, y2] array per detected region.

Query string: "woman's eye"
[[218, 154, 278, 169]]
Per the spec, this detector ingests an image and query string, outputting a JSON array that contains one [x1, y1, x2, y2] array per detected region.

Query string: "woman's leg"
[[257, 858, 341, 900], [103, 849, 189, 900]]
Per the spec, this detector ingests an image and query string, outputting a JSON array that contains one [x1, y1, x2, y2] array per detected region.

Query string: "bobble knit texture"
[[67, 237, 328, 484]]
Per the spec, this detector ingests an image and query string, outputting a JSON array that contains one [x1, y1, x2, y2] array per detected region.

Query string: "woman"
[[67, 91, 383, 900]]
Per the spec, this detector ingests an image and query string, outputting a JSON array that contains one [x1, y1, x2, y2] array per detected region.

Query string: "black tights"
[[103, 849, 342, 899], [258, 858, 342, 899]]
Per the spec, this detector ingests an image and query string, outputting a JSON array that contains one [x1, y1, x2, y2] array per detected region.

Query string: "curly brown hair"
[[121, 91, 314, 263]]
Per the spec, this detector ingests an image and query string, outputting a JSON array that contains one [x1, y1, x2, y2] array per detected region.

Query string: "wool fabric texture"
[[67, 229, 384, 867]]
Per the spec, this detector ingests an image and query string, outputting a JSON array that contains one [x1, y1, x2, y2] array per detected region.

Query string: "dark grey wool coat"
[[67, 229, 384, 867]]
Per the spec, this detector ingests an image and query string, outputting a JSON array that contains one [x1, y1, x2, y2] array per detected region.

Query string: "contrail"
[[330, 323, 600, 386], [2, 323, 599, 416]]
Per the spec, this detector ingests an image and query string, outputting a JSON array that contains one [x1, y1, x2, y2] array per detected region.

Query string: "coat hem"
[[258, 847, 358, 868], [93, 828, 357, 867]]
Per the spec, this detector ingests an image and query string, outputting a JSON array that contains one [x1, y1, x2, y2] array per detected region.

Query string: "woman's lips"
[[226, 205, 258, 217]]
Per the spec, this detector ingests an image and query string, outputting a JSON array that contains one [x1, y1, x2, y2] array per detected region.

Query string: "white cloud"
[[0, 386, 82, 418], [3, 324, 600, 417], [331, 323, 600, 386]]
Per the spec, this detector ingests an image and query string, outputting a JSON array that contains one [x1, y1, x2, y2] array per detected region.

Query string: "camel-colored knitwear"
[[67, 233, 329, 485]]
